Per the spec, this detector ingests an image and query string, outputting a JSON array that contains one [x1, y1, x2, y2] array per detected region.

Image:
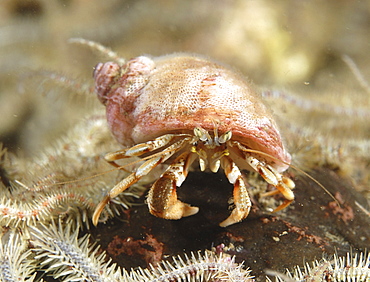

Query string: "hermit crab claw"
[[92, 125, 295, 227], [92, 132, 196, 225]]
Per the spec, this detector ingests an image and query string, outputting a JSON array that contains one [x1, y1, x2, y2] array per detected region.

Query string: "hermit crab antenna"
[[68, 38, 126, 65], [342, 54, 370, 93]]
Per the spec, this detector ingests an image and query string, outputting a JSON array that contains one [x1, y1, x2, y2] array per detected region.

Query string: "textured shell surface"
[[94, 53, 291, 172]]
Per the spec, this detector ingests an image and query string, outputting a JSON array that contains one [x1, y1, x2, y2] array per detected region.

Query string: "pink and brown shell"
[[93, 54, 291, 172]]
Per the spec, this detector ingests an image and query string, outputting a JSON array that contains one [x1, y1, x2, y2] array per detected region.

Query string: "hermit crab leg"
[[147, 151, 198, 220], [104, 133, 192, 169], [219, 156, 251, 227], [246, 156, 295, 212], [92, 136, 193, 225]]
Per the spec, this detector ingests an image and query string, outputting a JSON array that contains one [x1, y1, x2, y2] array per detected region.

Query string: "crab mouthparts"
[[192, 127, 232, 173]]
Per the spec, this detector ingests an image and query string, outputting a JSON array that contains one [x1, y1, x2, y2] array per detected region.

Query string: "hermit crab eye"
[[218, 131, 232, 144], [193, 127, 210, 142]]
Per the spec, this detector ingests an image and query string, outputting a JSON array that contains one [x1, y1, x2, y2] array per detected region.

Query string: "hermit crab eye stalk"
[[194, 127, 212, 143], [218, 130, 232, 144], [193, 127, 232, 146]]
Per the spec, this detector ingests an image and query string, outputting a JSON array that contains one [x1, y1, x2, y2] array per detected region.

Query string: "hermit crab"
[[92, 53, 295, 227]]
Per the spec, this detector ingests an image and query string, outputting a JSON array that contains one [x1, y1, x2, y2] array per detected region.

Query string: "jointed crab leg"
[[104, 133, 192, 168], [229, 141, 295, 213], [246, 155, 295, 212], [220, 156, 251, 227], [148, 151, 198, 220], [92, 137, 193, 225]]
